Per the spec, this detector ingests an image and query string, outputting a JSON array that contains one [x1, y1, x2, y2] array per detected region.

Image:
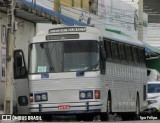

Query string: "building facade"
[[55, 0, 147, 41]]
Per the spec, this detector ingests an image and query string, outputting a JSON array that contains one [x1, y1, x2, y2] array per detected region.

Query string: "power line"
[[26, 0, 53, 8], [71, 0, 136, 13], [52, 0, 137, 24], [23, 0, 145, 30], [60, 5, 135, 25]]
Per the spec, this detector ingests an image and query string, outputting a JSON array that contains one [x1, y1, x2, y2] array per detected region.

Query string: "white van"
[[147, 69, 160, 82], [147, 81, 160, 118]]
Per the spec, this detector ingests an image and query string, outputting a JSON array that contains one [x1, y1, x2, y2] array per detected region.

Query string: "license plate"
[[58, 105, 70, 110]]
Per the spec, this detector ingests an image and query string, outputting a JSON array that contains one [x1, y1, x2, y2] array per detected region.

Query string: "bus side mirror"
[[14, 50, 27, 79]]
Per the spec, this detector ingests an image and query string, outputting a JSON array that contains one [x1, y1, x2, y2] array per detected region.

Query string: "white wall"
[[14, 18, 36, 66], [147, 23, 160, 47], [0, 11, 36, 108], [36, 23, 64, 33]]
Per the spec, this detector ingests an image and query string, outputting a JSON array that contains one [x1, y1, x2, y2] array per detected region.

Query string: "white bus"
[[28, 26, 147, 121]]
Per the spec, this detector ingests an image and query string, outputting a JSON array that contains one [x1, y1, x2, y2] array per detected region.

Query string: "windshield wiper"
[[80, 61, 99, 72], [76, 61, 99, 77]]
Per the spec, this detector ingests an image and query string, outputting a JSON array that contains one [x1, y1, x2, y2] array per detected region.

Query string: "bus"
[[28, 26, 147, 121]]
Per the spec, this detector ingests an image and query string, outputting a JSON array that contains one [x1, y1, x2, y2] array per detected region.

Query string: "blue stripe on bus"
[[29, 104, 102, 109], [31, 109, 101, 115]]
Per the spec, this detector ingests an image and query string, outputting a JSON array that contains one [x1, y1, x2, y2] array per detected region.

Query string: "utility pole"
[[4, 0, 15, 114], [138, 0, 143, 41]]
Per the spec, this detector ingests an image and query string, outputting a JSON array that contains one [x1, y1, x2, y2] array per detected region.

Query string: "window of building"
[[1, 25, 6, 44], [89, 0, 98, 14]]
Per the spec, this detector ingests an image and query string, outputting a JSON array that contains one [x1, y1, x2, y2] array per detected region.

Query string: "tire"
[[76, 114, 94, 121], [157, 113, 160, 119], [121, 114, 131, 121], [134, 96, 140, 120], [121, 96, 140, 121], [100, 97, 111, 121]]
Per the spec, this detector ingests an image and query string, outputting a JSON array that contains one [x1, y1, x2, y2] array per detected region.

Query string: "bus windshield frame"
[[28, 40, 99, 74]]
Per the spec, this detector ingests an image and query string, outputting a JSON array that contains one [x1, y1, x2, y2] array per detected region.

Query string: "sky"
[[28, 0, 53, 10]]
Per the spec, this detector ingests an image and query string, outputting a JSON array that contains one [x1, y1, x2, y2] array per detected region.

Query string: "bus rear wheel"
[[134, 96, 140, 120], [100, 97, 111, 121]]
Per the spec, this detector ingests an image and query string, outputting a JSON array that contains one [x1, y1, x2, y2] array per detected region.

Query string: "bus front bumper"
[[29, 101, 102, 115]]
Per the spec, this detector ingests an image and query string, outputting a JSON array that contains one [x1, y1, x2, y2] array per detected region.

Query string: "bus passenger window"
[[132, 47, 139, 64], [139, 48, 145, 65], [126, 45, 133, 63], [118, 43, 126, 61], [111, 42, 119, 60], [104, 40, 112, 59]]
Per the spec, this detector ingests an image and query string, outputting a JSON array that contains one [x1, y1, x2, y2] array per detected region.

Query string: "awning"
[[16, 0, 89, 26], [144, 43, 160, 60]]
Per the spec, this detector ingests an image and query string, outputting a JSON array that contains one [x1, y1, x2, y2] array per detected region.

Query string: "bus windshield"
[[148, 83, 160, 93], [29, 40, 99, 73]]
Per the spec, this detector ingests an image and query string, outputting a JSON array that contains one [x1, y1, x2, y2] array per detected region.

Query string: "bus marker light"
[[95, 90, 100, 99], [58, 105, 70, 110], [30, 93, 33, 102], [29, 96, 33, 102]]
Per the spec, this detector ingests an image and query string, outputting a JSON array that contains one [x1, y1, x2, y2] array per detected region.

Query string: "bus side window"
[[104, 40, 112, 59], [14, 50, 27, 79], [111, 41, 119, 60], [126, 45, 133, 63], [132, 47, 139, 64], [118, 43, 126, 61], [139, 48, 146, 65]]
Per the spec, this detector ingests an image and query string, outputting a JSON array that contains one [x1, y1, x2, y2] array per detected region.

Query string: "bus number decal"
[[38, 66, 47, 72], [58, 105, 70, 110]]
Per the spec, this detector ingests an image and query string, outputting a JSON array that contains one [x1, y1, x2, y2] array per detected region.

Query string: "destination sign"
[[49, 27, 86, 33]]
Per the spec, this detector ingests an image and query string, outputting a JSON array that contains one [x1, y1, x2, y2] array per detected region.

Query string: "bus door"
[[14, 50, 29, 114]]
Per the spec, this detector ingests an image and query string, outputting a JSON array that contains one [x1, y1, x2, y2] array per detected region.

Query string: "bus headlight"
[[87, 91, 93, 98], [34, 92, 48, 102], [80, 92, 86, 98], [35, 95, 41, 102], [79, 90, 93, 99], [41, 93, 47, 101]]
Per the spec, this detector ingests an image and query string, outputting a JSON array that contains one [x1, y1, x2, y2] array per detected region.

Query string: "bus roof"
[[34, 26, 144, 47], [101, 29, 143, 47]]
